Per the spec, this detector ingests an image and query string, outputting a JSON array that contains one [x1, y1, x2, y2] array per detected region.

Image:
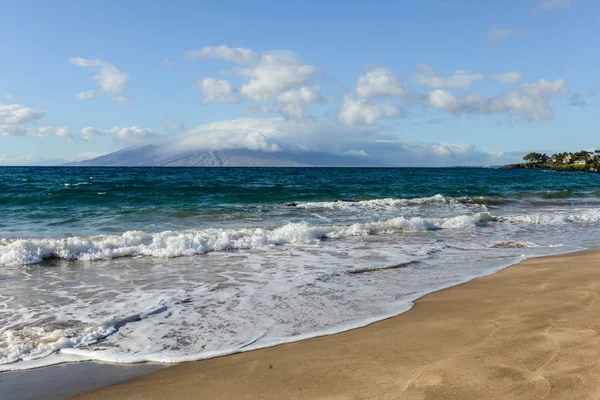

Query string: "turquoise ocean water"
[[1, 167, 600, 369]]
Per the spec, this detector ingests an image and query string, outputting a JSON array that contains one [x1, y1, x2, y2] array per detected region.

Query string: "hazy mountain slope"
[[64, 146, 379, 167]]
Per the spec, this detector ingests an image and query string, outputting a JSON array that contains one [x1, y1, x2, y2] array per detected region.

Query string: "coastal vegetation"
[[507, 150, 600, 173]]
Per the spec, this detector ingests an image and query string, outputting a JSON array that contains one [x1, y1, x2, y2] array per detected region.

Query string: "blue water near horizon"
[[2, 166, 600, 239], [1, 166, 600, 370]]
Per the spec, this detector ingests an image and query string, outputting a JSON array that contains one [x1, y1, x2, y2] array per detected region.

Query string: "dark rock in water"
[[285, 202, 298, 207]]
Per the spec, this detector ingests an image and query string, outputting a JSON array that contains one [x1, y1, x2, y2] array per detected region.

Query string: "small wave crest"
[[286, 194, 457, 210]]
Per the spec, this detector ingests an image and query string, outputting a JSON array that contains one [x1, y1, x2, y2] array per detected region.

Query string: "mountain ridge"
[[63, 146, 380, 167]]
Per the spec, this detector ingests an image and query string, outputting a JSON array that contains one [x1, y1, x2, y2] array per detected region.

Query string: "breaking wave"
[[0, 213, 493, 266]]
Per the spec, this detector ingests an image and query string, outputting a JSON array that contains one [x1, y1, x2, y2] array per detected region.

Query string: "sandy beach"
[[72, 250, 600, 399]]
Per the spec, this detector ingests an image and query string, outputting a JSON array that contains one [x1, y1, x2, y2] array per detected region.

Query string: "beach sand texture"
[[76, 250, 600, 400]]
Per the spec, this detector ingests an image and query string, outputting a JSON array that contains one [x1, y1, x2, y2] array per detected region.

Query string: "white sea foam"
[[63, 182, 93, 187], [2, 208, 600, 266], [0, 213, 492, 266], [291, 194, 455, 210], [0, 302, 169, 365], [503, 209, 600, 225], [2, 199, 600, 372]]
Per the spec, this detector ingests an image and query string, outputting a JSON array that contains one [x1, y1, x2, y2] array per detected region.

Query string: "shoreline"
[[69, 249, 600, 399], [1, 247, 571, 373]]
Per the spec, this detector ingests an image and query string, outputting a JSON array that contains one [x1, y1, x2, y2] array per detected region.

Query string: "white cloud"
[[428, 90, 485, 113], [239, 52, 319, 102], [112, 96, 138, 107], [81, 126, 158, 145], [199, 78, 239, 103], [4, 94, 13, 100], [338, 97, 402, 125], [489, 72, 522, 83], [0, 103, 78, 141], [356, 68, 408, 98], [185, 45, 260, 64], [0, 103, 45, 125], [428, 78, 569, 122], [32, 126, 77, 142], [488, 26, 528, 42], [186, 46, 320, 105], [0, 124, 77, 142], [171, 118, 384, 156], [431, 143, 475, 157], [70, 57, 130, 94], [488, 78, 569, 121], [276, 85, 324, 119], [412, 64, 483, 88], [534, 0, 570, 11], [76, 90, 96, 100]]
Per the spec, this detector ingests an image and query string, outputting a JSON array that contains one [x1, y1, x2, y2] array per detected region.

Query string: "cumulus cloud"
[[488, 79, 569, 121], [412, 64, 483, 88], [186, 46, 320, 115], [356, 68, 408, 98], [338, 97, 402, 125], [238, 51, 319, 102], [276, 85, 324, 119], [0, 103, 54, 138], [76, 90, 96, 100], [81, 126, 158, 145], [428, 78, 569, 122], [489, 72, 522, 83], [70, 57, 130, 95], [428, 90, 485, 113], [185, 45, 260, 64], [488, 26, 528, 42], [33, 126, 78, 142], [112, 96, 138, 107], [199, 78, 239, 103], [0, 103, 45, 125], [0, 124, 77, 142]]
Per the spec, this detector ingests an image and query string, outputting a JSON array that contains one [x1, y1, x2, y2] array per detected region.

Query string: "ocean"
[[1, 166, 600, 370]]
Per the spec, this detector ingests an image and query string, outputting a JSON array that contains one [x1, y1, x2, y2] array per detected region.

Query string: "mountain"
[[64, 146, 380, 167]]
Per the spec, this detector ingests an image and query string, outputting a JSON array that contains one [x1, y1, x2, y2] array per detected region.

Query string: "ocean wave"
[[503, 209, 600, 225], [286, 194, 457, 210], [0, 213, 492, 266]]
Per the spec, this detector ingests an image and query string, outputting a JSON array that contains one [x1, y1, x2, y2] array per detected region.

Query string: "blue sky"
[[0, 0, 598, 166]]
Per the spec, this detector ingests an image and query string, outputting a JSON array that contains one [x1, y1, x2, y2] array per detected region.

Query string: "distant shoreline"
[[504, 163, 600, 173]]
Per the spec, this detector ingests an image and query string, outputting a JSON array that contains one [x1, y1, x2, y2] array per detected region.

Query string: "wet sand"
[[59, 251, 600, 398], [0, 362, 165, 400]]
